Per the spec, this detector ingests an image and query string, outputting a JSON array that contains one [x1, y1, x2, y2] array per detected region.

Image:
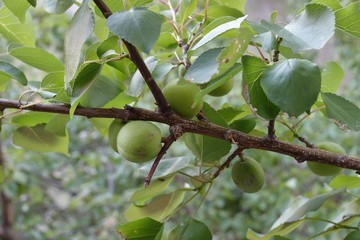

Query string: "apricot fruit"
[[307, 141, 345, 176], [231, 157, 265, 193], [117, 121, 162, 163], [108, 119, 125, 152], [163, 82, 203, 119], [208, 78, 234, 97]]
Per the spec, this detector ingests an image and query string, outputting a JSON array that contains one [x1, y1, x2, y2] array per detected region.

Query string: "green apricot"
[[231, 157, 265, 193], [307, 141, 345, 176], [108, 119, 125, 152], [117, 121, 162, 163], [163, 82, 203, 119], [208, 78, 234, 97]]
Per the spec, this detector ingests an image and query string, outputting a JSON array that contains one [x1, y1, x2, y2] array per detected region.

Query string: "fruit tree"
[[0, 0, 360, 239]]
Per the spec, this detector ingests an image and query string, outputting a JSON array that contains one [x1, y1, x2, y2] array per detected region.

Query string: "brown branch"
[[93, 0, 171, 113], [1, 98, 360, 173]]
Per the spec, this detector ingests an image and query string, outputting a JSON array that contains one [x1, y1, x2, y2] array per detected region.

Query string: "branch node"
[[169, 125, 184, 140], [124, 105, 135, 111], [224, 130, 239, 144]]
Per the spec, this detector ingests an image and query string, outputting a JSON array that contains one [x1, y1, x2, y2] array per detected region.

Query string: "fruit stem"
[[267, 119, 276, 140], [144, 135, 177, 187], [212, 148, 244, 179]]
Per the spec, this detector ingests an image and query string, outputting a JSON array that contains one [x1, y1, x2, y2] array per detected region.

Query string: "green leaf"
[[103, 92, 137, 108], [253, 31, 277, 53], [205, 6, 244, 21], [184, 48, 223, 84], [96, 35, 120, 58], [321, 62, 344, 93], [43, 0, 75, 14], [247, 220, 303, 240], [310, 0, 342, 11], [64, 0, 94, 93], [179, 0, 197, 24], [0, 61, 27, 85], [261, 4, 335, 52], [329, 174, 360, 190], [270, 189, 345, 230], [184, 103, 231, 163], [217, 27, 252, 76], [118, 218, 164, 240], [191, 16, 247, 50], [130, 175, 175, 205], [0, 7, 35, 46], [107, 8, 162, 54], [96, 36, 136, 76], [45, 114, 70, 137], [11, 112, 54, 127], [169, 218, 212, 240], [125, 190, 185, 222], [27, 0, 37, 7], [242, 55, 279, 120], [80, 75, 124, 108], [139, 157, 192, 179], [284, 4, 335, 49], [71, 62, 105, 106], [40, 71, 70, 104], [344, 230, 360, 240], [230, 116, 257, 133], [10, 47, 64, 72], [260, 59, 321, 117], [335, 2, 360, 39], [13, 124, 68, 155], [3, 0, 30, 22], [215, 0, 246, 12], [322, 92, 360, 131], [217, 106, 246, 124]]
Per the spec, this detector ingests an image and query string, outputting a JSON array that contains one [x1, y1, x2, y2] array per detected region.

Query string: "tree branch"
[[1, 98, 360, 173], [93, 0, 171, 113]]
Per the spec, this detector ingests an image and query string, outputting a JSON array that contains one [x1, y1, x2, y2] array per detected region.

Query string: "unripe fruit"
[[231, 157, 265, 193], [307, 141, 345, 176], [108, 119, 125, 152], [163, 82, 203, 119], [208, 78, 234, 97], [117, 121, 162, 163]]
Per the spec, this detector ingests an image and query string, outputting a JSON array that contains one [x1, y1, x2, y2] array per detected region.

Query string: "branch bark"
[[1, 98, 360, 172]]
